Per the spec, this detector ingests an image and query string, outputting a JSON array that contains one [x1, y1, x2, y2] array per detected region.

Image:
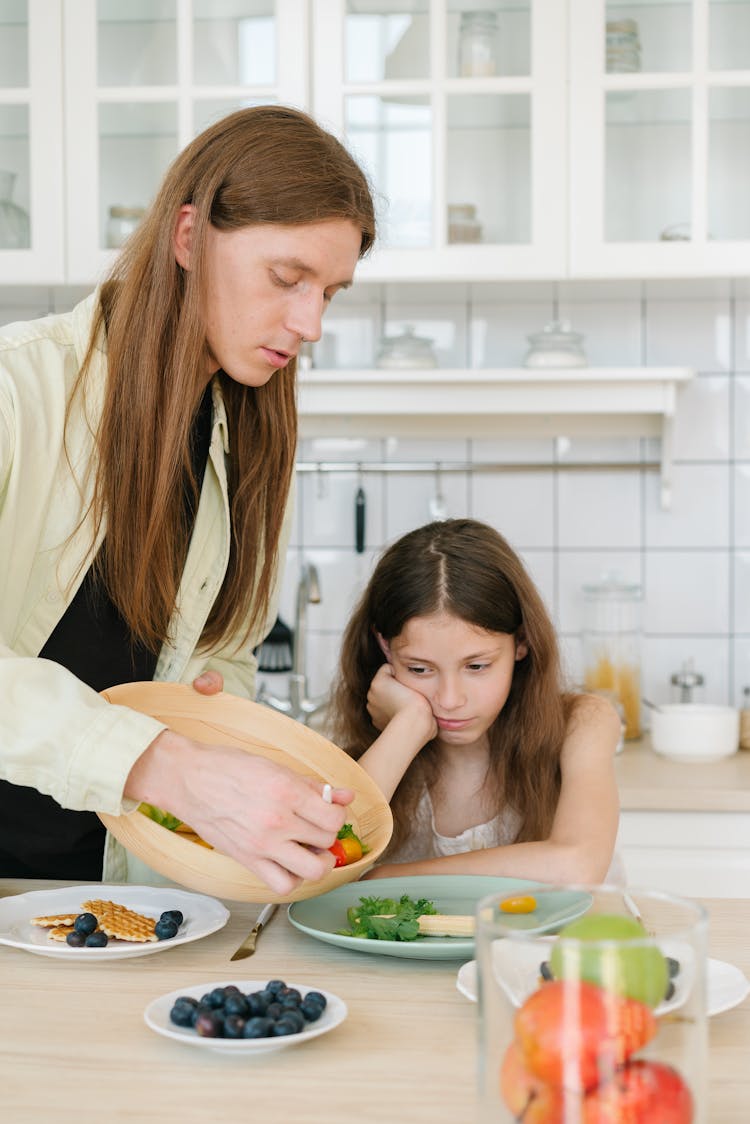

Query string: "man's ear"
[[173, 204, 196, 270], [373, 629, 393, 664]]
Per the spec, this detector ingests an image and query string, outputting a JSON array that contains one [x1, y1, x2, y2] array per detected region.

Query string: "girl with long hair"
[[330, 519, 622, 883], [0, 105, 375, 892]]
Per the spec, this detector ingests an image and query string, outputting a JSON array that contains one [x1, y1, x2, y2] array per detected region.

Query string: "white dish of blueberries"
[[0, 884, 229, 960], [144, 979, 348, 1054]]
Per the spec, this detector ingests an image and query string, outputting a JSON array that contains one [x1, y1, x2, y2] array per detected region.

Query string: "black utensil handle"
[[355, 486, 366, 554]]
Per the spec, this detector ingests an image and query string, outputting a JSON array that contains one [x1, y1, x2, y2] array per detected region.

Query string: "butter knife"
[[230, 903, 278, 961]]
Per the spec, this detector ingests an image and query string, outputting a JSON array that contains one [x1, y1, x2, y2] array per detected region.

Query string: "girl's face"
[[386, 611, 527, 748], [173, 211, 361, 385]]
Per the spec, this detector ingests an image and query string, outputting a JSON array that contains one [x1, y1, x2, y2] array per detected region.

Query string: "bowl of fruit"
[[476, 885, 708, 1123], [97, 682, 393, 903]]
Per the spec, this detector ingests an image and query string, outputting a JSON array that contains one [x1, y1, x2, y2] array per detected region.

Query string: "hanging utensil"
[[429, 463, 448, 521], [355, 467, 366, 553]]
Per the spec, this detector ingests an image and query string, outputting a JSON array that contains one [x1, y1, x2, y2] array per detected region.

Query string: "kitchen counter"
[[1, 880, 749, 1122], [615, 737, 750, 812]]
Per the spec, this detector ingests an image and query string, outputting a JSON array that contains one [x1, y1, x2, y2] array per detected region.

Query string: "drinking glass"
[[476, 884, 708, 1123]]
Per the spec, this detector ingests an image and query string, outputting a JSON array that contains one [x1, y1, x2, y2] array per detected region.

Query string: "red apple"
[[583, 1060, 694, 1123], [515, 980, 657, 1091], [500, 1041, 574, 1122]]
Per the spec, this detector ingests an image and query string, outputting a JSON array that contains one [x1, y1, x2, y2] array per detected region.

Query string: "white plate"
[[456, 953, 750, 1019], [0, 884, 229, 960], [144, 979, 347, 1054]]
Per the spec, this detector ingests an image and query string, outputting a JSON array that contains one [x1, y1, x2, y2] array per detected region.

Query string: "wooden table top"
[[1, 880, 748, 1123]]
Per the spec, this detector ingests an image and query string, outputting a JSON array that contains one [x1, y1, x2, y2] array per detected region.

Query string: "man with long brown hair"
[[0, 106, 376, 894]]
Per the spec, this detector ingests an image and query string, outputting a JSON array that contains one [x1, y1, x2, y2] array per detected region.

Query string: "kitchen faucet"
[[256, 562, 328, 725]]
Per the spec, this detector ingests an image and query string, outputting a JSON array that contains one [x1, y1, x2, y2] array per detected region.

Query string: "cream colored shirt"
[[0, 292, 292, 880]]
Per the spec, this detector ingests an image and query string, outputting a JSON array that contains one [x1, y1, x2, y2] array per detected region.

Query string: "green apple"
[[549, 913, 668, 1008]]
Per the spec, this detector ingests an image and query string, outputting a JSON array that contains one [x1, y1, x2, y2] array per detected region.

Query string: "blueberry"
[[245, 992, 268, 1017], [65, 930, 86, 947], [207, 987, 228, 1008], [277, 1008, 304, 1033], [667, 957, 681, 978], [223, 1015, 246, 1038], [265, 979, 286, 995], [665, 979, 676, 1001], [265, 1001, 283, 1020], [195, 1011, 223, 1038], [540, 962, 554, 981], [278, 987, 302, 1005], [300, 999, 324, 1022], [224, 994, 249, 1018], [154, 918, 179, 941], [74, 913, 98, 936], [170, 1002, 197, 1028], [304, 991, 327, 1011], [242, 1016, 274, 1039], [85, 930, 108, 947], [159, 909, 183, 927], [272, 1017, 301, 1037]]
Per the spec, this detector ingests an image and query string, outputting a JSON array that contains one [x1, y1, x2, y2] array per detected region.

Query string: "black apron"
[[0, 384, 213, 878]]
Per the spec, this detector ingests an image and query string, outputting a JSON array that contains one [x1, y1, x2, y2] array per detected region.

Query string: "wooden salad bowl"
[[98, 681, 393, 903]]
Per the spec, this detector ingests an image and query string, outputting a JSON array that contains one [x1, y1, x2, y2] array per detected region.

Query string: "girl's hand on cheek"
[[367, 663, 437, 741]]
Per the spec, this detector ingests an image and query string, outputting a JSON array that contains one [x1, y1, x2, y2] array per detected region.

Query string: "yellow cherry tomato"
[[500, 894, 537, 915]]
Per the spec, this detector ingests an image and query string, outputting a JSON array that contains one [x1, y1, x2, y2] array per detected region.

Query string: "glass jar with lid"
[[106, 205, 146, 249], [376, 325, 438, 369], [523, 320, 588, 369], [582, 575, 642, 741], [458, 10, 499, 77]]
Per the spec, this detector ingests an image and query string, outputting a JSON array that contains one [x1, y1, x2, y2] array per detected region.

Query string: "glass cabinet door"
[[570, 0, 750, 277], [0, 0, 64, 281], [313, 0, 567, 280], [64, 0, 308, 284]]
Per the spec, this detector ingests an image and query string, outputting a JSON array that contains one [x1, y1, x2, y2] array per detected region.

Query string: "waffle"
[[30, 912, 79, 928], [47, 925, 76, 942], [82, 899, 157, 942]]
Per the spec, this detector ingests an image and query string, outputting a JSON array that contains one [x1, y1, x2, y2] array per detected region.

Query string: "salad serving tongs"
[[230, 903, 278, 961]]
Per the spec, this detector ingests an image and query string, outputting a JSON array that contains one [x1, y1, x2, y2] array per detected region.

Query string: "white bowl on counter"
[[650, 704, 740, 762]]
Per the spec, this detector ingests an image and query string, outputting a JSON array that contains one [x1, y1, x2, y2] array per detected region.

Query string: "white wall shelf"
[[297, 367, 694, 509]]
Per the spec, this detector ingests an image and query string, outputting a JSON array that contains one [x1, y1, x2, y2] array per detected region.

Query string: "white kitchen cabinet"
[[619, 811, 750, 898], [0, 0, 64, 282], [6, 0, 750, 285], [63, 0, 309, 283], [570, 0, 750, 278], [0, 0, 308, 285], [312, 0, 568, 281]]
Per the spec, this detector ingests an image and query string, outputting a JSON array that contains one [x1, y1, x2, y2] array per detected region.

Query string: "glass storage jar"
[[106, 205, 146, 249], [606, 19, 641, 74], [582, 575, 642, 741], [523, 320, 587, 369], [458, 11, 499, 77], [376, 325, 438, 369], [448, 203, 482, 243]]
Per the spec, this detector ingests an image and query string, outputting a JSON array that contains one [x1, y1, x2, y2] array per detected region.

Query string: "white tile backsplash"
[[6, 279, 750, 710], [472, 470, 555, 549], [645, 463, 730, 548], [645, 297, 732, 371], [644, 551, 730, 634], [558, 470, 642, 549]]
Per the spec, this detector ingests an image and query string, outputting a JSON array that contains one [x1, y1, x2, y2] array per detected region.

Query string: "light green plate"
[[287, 876, 592, 961]]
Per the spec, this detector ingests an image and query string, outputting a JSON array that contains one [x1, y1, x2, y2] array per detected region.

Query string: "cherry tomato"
[[500, 894, 537, 914]]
